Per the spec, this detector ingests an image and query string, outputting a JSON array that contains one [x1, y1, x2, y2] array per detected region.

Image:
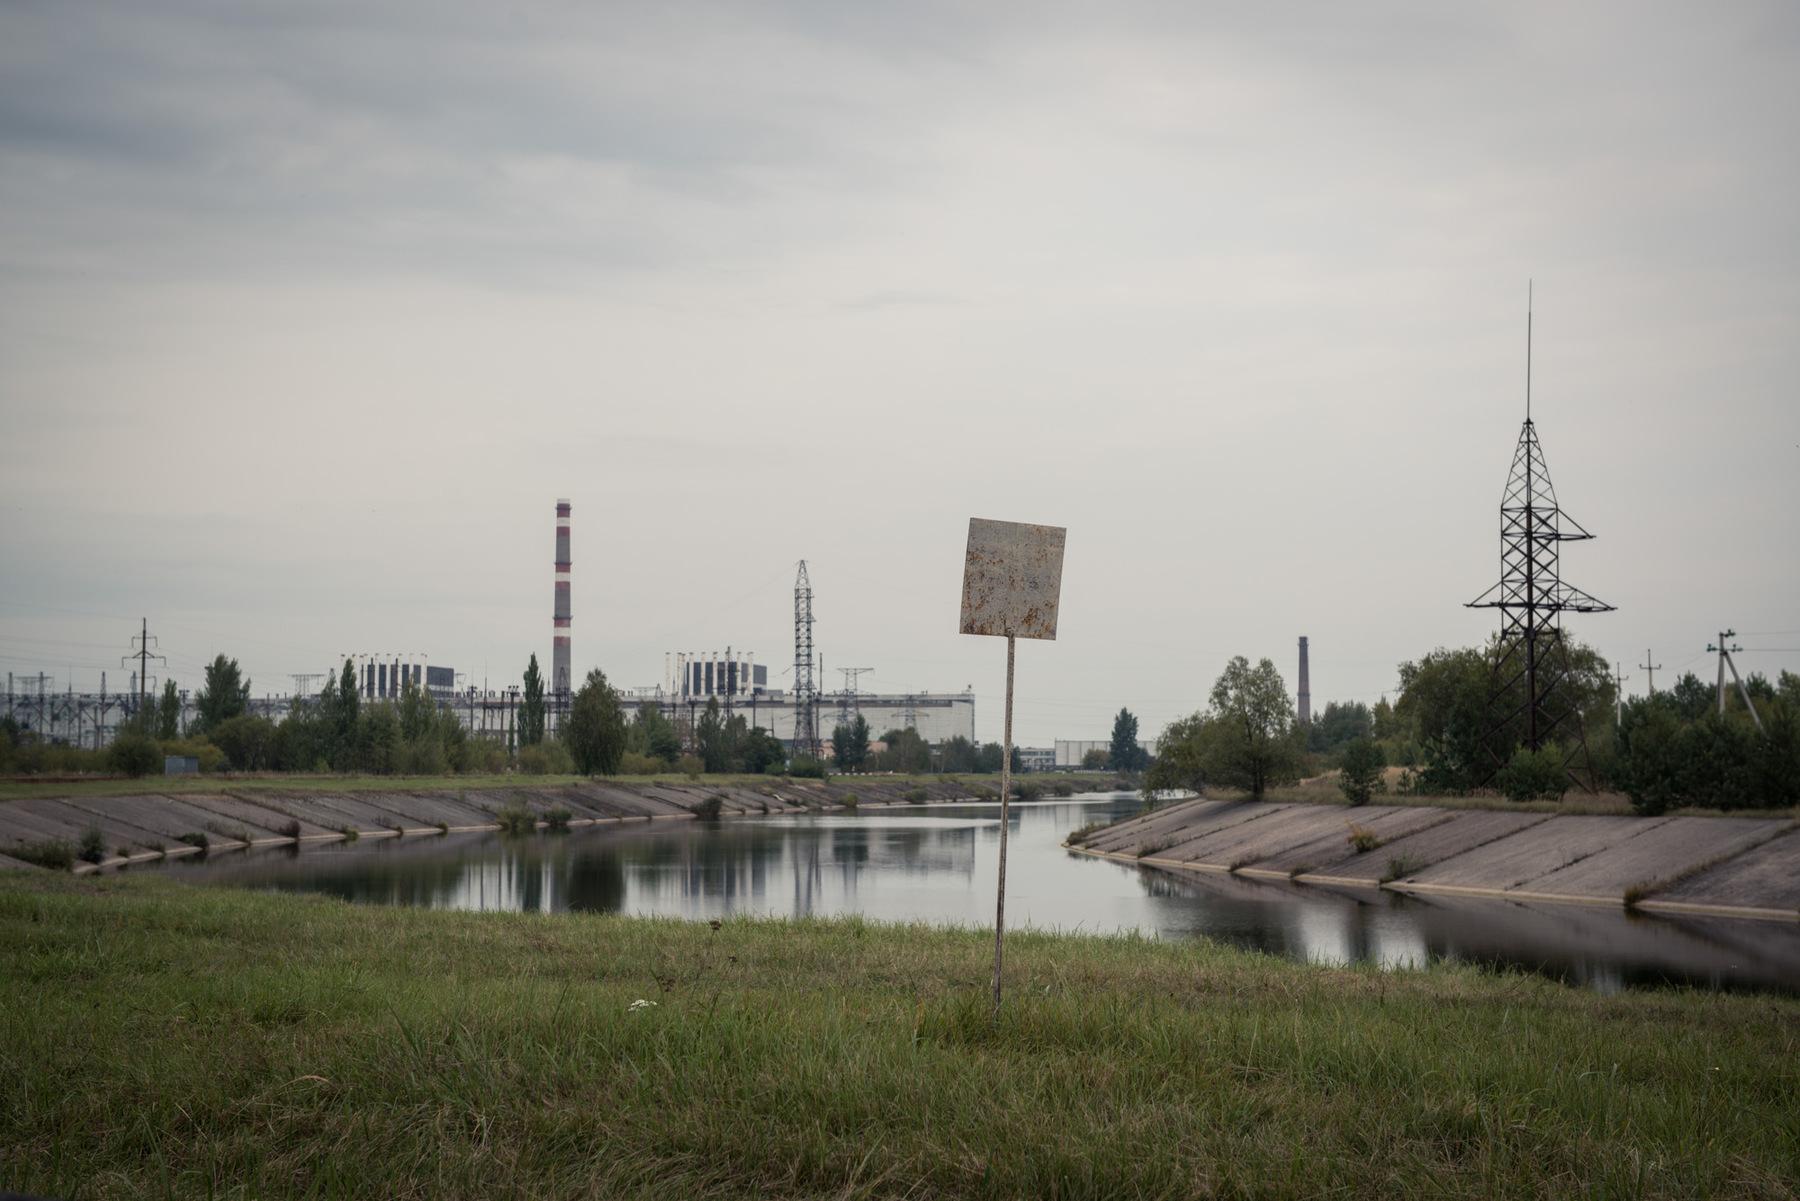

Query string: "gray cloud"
[[2, 0, 1796, 741]]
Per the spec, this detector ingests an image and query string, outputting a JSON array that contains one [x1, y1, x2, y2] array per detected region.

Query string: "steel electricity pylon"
[[793, 561, 819, 759], [1466, 286, 1613, 786]]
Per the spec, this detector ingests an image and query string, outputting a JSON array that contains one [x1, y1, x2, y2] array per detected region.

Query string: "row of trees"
[[1142, 638, 1800, 812]]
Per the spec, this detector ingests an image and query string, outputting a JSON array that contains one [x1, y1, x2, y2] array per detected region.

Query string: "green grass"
[[2, 875, 1794, 1199]]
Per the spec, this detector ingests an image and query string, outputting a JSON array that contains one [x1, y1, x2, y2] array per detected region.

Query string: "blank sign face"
[[959, 517, 1066, 640]]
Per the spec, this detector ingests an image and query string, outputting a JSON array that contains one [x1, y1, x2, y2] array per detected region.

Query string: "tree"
[[519, 654, 546, 747], [335, 659, 360, 753], [1205, 656, 1302, 796], [193, 654, 250, 732], [1143, 712, 1212, 803], [108, 731, 161, 777], [565, 668, 627, 775], [1338, 738, 1386, 805], [1109, 708, 1146, 771], [696, 697, 739, 772], [156, 680, 181, 740], [210, 714, 279, 771], [939, 735, 979, 774], [740, 727, 788, 774], [630, 702, 682, 766], [874, 727, 930, 773], [1308, 701, 1373, 754], [1081, 748, 1110, 770], [831, 716, 871, 770]]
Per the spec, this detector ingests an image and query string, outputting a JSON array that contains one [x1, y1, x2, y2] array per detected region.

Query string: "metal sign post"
[[959, 517, 1066, 1020]]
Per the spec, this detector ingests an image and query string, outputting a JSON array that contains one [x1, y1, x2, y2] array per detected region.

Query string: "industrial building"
[[666, 651, 768, 701], [1052, 738, 1159, 769]]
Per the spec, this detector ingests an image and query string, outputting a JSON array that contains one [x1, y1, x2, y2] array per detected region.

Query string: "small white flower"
[[628, 998, 658, 1012]]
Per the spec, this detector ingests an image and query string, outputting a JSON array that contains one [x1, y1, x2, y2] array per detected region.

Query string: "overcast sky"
[[2, 1, 1797, 745]]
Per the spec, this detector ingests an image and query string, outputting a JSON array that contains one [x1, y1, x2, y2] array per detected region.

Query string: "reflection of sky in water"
[[166, 795, 1800, 995]]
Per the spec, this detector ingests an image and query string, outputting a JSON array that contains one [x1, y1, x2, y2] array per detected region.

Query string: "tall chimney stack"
[[1297, 635, 1311, 725], [553, 499, 572, 694]]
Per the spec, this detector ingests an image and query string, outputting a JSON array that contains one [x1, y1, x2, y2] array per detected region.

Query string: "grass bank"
[[2, 875, 1795, 1199]]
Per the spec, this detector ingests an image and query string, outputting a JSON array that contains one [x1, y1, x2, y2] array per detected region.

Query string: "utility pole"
[[1706, 629, 1765, 734], [1612, 663, 1628, 726], [1638, 649, 1662, 696], [121, 619, 164, 732]]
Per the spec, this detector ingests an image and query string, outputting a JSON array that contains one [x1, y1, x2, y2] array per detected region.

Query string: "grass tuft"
[[1382, 854, 1426, 884], [1346, 823, 1382, 853]]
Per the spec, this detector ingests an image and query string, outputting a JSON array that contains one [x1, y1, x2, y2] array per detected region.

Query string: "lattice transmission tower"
[[793, 561, 819, 758], [1466, 287, 1613, 786]]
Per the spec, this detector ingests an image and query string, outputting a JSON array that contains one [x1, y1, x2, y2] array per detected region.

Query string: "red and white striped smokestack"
[[553, 499, 571, 694]]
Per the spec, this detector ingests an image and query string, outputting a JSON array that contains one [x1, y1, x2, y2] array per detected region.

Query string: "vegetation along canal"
[[160, 792, 1800, 995]]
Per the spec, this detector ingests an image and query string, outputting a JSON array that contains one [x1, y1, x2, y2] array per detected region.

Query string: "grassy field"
[[2, 875, 1795, 1199]]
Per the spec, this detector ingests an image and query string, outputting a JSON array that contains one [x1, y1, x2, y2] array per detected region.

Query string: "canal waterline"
[[159, 793, 1800, 995]]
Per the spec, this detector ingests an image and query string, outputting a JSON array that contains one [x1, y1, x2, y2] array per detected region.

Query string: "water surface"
[[164, 793, 1800, 994]]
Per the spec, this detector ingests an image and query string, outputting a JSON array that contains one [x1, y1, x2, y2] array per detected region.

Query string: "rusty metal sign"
[[959, 517, 1065, 640]]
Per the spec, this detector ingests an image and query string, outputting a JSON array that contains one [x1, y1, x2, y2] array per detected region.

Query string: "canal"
[[161, 793, 1800, 995]]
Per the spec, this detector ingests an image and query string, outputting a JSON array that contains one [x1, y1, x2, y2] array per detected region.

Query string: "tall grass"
[[1, 875, 1794, 1200]]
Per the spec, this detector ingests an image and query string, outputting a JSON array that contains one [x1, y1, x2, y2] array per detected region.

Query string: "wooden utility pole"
[[1639, 649, 1662, 695]]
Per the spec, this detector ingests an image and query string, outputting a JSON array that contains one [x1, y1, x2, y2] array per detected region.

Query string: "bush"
[[107, 732, 162, 778], [1346, 823, 1381, 853], [693, 794, 725, 820], [618, 751, 667, 776], [1337, 738, 1387, 806], [838, 792, 858, 810], [516, 740, 574, 776], [76, 828, 107, 864], [677, 754, 704, 780], [278, 819, 302, 840], [787, 755, 828, 780], [176, 832, 209, 851], [9, 839, 75, 870], [496, 804, 537, 834], [1010, 780, 1042, 802], [1050, 780, 1076, 797], [544, 806, 573, 831], [208, 714, 279, 771], [1498, 744, 1568, 803], [453, 736, 508, 774], [903, 787, 928, 804]]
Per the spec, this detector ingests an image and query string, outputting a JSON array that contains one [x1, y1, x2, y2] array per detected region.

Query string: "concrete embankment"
[[0, 774, 1057, 874], [1072, 797, 1800, 921]]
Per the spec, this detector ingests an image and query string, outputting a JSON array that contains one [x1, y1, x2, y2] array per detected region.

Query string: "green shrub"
[[496, 804, 537, 834], [278, 819, 302, 840], [693, 794, 725, 820], [176, 832, 209, 850], [517, 741, 574, 776], [453, 736, 508, 774], [339, 826, 359, 842], [903, 787, 928, 804], [107, 732, 162, 778], [678, 754, 703, 780], [77, 826, 106, 864], [618, 751, 667, 776], [1337, 738, 1387, 806], [788, 755, 828, 780], [1497, 744, 1568, 803], [544, 806, 574, 831], [1010, 780, 1042, 802], [1065, 822, 1104, 845], [1382, 854, 1426, 883], [838, 792, 858, 810], [8, 839, 75, 870], [1050, 781, 1076, 797]]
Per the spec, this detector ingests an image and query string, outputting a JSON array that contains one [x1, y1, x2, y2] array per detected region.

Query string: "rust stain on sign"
[[959, 517, 1066, 640]]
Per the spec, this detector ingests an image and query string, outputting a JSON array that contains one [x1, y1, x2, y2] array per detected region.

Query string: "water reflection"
[[165, 794, 1800, 995]]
